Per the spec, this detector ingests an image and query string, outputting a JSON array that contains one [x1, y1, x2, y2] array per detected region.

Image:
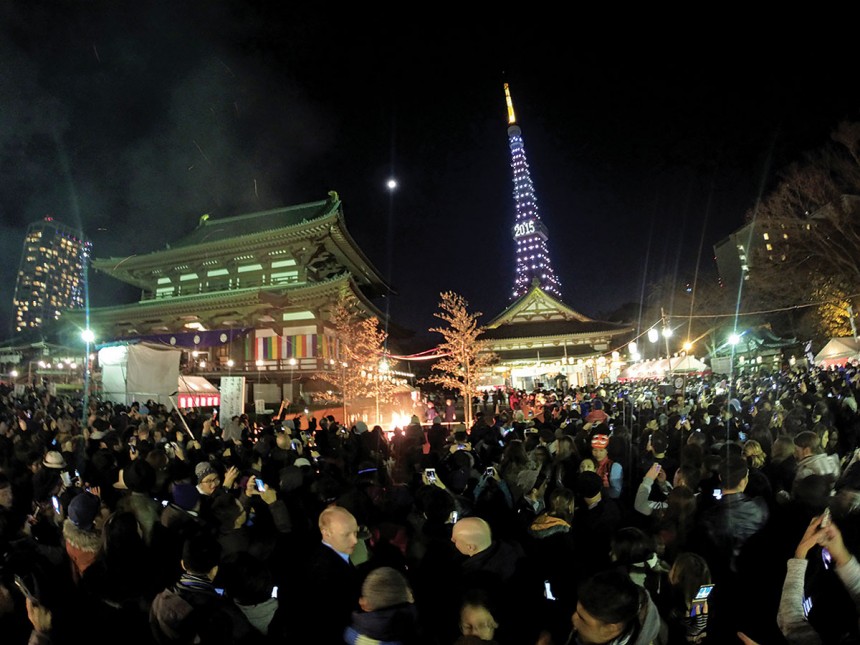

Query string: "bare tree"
[[424, 292, 497, 428], [746, 122, 860, 334]]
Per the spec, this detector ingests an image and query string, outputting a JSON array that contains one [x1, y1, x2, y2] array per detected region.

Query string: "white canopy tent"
[[814, 337, 860, 367], [99, 343, 219, 408], [618, 355, 710, 381]]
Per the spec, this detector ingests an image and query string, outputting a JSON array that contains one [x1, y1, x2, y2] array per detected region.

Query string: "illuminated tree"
[[315, 292, 393, 422], [425, 292, 497, 428]]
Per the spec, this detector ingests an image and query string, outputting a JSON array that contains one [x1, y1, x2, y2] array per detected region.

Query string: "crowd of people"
[[1, 361, 860, 644]]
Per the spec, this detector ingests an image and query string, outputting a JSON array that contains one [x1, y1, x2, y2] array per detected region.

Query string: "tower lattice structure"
[[504, 83, 562, 300]]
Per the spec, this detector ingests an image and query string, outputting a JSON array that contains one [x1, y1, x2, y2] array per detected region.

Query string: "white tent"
[[99, 343, 220, 408], [814, 337, 860, 367], [667, 355, 710, 374], [618, 355, 710, 381]]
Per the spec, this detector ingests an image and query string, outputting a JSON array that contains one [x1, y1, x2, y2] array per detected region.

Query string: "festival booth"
[[617, 355, 710, 382], [98, 342, 220, 409], [814, 337, 860, 368], [176, 375, 221, 409]]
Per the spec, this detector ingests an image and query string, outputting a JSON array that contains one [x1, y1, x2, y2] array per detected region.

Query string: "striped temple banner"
[[247, 332, 339, 362], [255, 336, 282, 360]]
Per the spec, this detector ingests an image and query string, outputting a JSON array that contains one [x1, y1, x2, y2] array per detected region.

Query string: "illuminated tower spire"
[[504, 83, 561, 300]]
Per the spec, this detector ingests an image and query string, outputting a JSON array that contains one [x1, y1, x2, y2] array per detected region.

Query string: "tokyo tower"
[[504, 83, 562, 300]]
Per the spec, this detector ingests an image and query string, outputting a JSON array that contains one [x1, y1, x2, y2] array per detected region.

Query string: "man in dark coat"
[[302, 505, 362, 643], [452, 516, 543, 643]]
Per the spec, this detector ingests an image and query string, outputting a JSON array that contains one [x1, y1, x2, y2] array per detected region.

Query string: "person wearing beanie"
[[344, 566, 419, 644], [591, 434, 622, 499], [63, 491, 106, 582], [195, 460, 239, 498]]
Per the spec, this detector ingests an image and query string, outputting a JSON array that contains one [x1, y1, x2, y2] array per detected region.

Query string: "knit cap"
[[195, 461, 217, 483], [68, 492, 101, 529]]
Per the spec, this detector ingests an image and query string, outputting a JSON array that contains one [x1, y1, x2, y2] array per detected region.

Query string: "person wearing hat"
[[591, 434, 623, 499], [42, 450, 67, 471], [63, 490, 106, 582], [114, 459, 161, 546]]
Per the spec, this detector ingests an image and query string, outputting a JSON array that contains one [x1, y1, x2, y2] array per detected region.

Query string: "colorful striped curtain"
[[246, 332, 339, 361]]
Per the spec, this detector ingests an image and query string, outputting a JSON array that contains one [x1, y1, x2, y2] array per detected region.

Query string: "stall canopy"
[[618, 355, 711, 381], [814, 337, 860, 368], [177, 375, 221, 409]]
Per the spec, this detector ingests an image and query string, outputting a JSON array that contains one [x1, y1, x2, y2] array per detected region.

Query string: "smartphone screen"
[[694, 584, 714, 601], [51, 495, 61, 515], [485, 467, 495, 477], [713, 489, 722, 501], [271, 586, 278, 599], [822, 548, 832, 569], [544, 580, 556, 601], [425, 469, 436, 483], [255, 479, 266, 492]]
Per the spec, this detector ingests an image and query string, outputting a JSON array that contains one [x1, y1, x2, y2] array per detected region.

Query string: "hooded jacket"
[[795, 452, 841, 483], [63, 518, 102, 581], [699, 492, 769, 573], [573, 587, 668, 645], [528, 513, 571, 539]]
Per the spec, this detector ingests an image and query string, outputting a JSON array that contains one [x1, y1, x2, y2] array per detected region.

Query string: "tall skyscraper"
[[13, 217, 91, 333], [504, 83, 562, 300]]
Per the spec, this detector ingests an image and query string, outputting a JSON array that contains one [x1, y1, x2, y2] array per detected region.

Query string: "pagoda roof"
[[171, 200, 330, 248], [492, 344, 603, 362], [62, 274, 387, 339], [91, 192, 390, 293], [481, 319, 630, 341], [484, 282, 631, 341]]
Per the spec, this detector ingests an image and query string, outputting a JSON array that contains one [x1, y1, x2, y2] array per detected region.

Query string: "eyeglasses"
[[201, 477, 221, 485]]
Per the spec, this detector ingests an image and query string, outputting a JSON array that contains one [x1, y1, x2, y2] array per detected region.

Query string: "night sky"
[[3, 4, 860, 347]]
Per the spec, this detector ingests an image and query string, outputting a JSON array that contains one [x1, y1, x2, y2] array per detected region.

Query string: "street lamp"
[[81, 328, 95, 429], [288, 358, 297, 412]]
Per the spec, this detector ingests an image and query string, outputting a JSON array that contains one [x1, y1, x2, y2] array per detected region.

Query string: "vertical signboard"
[[220, 376, 246, 421]]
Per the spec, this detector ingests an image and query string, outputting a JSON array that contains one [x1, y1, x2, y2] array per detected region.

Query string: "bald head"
[[319, 505, 359, 556], [451, 517, 492, 556]]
